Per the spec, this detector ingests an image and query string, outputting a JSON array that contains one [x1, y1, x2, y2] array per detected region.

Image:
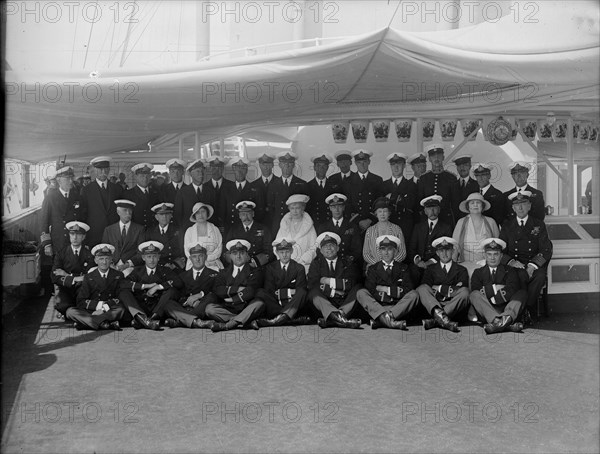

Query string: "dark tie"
[[335, 221, 340, 229], [196, 187, 201, 198], [386, 265, 392, 276], [149, 270, 154, 277], [520, 220, 525, 227], [461, 180, 465, 189], [121, 226, 127, 240], [238, 183, 242, 191], [142, 189, 147, 196], [480, 189, 483, 195], [264, 179, 269, 186], [429, 222, 434, 234], [245, 225, 250, 232], [195, 271, 201, 280], [491, 269, 496, 281], [74, 249, 79, 257], [101, 273, 107, 280], [282, 265, 287, 274], [394, 180, 399, 189], [443, 265, 448, 276], [102, 183, 107, 191], [285, 179, 290, 188], [161, 228, 165, 235], [64, 192, 68, 199], [329, 261, 335, 274]]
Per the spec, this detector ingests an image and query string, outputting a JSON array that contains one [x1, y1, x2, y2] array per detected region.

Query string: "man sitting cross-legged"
[[253, 238, 311, 328], [470, 238, 526, 334], [66, 244, 126, 331], [118, 241, 183, 330], [206, 240, 266, 332], [161, 244, 219, 329], [417, 237, 469, 333], [308, 232, 362, 329], [356, 235, 419, 330]]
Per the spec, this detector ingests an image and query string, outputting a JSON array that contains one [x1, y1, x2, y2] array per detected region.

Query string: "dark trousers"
[[118, 288, 179, 318], [65, 304, 126, 330], [205, 299, 265, 326], [54, 287, 78, 317], [256, 288, 307, 319], [417, 284, 469, 319], [356, 288, 419, 321], [309, 284, 360, 320], [516, 267, 547, 315], [163, 293, 218, 327], [469, 289, 527, 324]]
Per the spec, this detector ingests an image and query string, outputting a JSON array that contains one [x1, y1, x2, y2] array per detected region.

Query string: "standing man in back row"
[[267, 152, 307, 234], [345, 149, 384, 232], [126, 163, 160, 229], [503, 162, 546, 222]]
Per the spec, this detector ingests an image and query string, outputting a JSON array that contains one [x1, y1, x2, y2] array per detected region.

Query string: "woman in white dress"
[[184, 202, 223, 271], [274, 194, 317, 272], [452, 192, 499, 276], [363, 197, 406, 267]]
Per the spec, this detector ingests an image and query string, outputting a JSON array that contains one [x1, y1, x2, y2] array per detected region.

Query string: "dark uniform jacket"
[[305, 178, 340, 227], [102, 221, 145, 266], [125, 185, 161, 229], [307, 255, 360, 299], [160, 181, 187, 205], [421, 262, 469, 302], [471, 264, 521, 305], [76, 268, 127, 312], [457, 177, 480, 205], [51, 245, 95, 288], [263, 259, 307, 302], [408, 220, 453, 264], [174, 183, 216, 233], [499, 216, 553, 268], [202, 179, 234, 228], [178, 266, 219, 299], [345, 172, 384, 224], [214, 264, 263, 307], [224, 221, 274, 267], [328, 172, 355, 196], [417, 170, 461, 227], [220, 181, 265, 234], [267, 175, 308, 233], [481, 185, 506, 226], [365, 260, 414, 304], [316, 217, 362, 263], [144, 224, 185, 266], [249, 176, 277, 224], [382, 176, 418, 240], [124, 264, 183, 294], [503, 185, 546, 222], [40, 188, 82, 252], [79, 180, 123, 247]]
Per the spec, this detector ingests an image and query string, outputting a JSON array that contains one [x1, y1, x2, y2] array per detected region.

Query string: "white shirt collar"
[[358, 171, 369, 179], [489, 266, 497, 273], [119, 221, 130, 230], [383, 261, 394, 268], [243, 221, 253, 230], [236, 180, 247, 188], [234, 265, 244, 274], [518, 215, 529, 224], [442, 262, 451, 272], [316, 177, 326, 185], [192, 182, 202, 190], [429, 219, 438, 227], [137, 184, 148, 192], [341, 171, 351, 178], [96, 179, 106, 187], [516, 185, 527, 192], [327, 258, 337, 267], [159, 224, 169, 233], [146, 266, 157, 275], [172, 181, 182, 189], [263, 175, 272, 183], [393, 176, 403, 184], [72, 246, 81, 254], [194, 267, 205, 276], [480, 183, 491, 194], [281, 261, 290, 270]]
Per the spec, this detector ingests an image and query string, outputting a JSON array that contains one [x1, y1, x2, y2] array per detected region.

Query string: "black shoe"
[[433, 308, 460, 332], [256, 313, 290, 327], [507, 322, 524, 333], [422, 319, 436, 330], [248, 320, 260, 330], [372, 312, 391, 329], [165, 318, 181, 328], [328, 312, 361, 329], [99, 321, 111, 330], [291, 316, 312, 325], [109, 321, 121, 331], [317, 318, 328, 328], [150, 313, 161, 321], [484, 316, 511, 334], [522, 309, 536, 326], [134, 313, 161, 331], [191, 318, 213, 329], [74, 322, 86, 331], [211, 320, 238, 332]]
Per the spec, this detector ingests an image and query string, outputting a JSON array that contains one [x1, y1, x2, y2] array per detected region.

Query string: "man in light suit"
[[66, 244, 126, 331], [253, 238, 311, 327], [79, 156, 124, 247], [357, 235, 418, 330], [308, 232, 362, 329], [206, 240, 266, 332], [101, 199, 145, 273], [469, 238, 526, 334], [417, 237, 469, 332]]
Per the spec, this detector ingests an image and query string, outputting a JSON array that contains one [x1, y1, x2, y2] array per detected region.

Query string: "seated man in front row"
[[417, 237, 469, 333], [119, 241, 183, 330], [308, 232, 362, 329], [162, 244, 219, 329], [52, 221, 95, 321], [66, 244, 126, 331], [470, 238, 526, 334], [356, 235, 419, 330], [253, 238, 311, 328], [206, 239, 265, 332]]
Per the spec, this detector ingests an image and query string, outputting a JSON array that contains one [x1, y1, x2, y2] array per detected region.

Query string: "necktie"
[[361, 175, 366, 181], [122, 225, 127, 240], [161, 228, 165, 235], [335, 221, 340, 228], [264, 179, 269, 185], [195, 271, 201, 280], [285, 179, 290, 188], [64, 192, 68, 199], [429, 222, 433, 234], [443, 265, 448, 275], [282, 265, 287, 274], [101, 273, 107, 280], [461, 180, 465, 189], [480, 188, 483, 195], [238, 183, 242, 191], [491, 269, 496, 281], [149, 270, 154, 277], [386, 265, 392, 276], [74, 249, 79, 257], [142, 188, 147, 195], [520, 220, 525, 227], [245, 225, 250, 232], [329, 261, 335, 274], [320, 181, 324, 189], [196, 187, 201, 198]]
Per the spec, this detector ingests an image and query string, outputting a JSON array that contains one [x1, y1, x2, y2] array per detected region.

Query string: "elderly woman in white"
[[184, 202, 223, 271], [452, 192, 499, 276], [274, 194, 317, 272]]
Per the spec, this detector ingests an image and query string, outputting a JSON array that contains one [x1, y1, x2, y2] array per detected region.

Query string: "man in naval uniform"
[[417, 144, 460, 227], [125, 163, 160, 229], [316, 193, 362, 265], [267, 152, 307, 234], [305, 153, 339, 226], [503, 162, 546, 222], [453, 155, 479, 220], [469, 238, 526, 334], [102, 199, 145, 273], [473, 163, 506, 226], [328, 150, 356, 194], [174, 159, 215, 234], [249, 152, 276, 224], [160, 158, 187, 206], [499, 191, 553, 322], [202, 156, 235, 230], [144, 203, 186, 271], [345, 149, 384, 232], [79, 156, 123, 247]]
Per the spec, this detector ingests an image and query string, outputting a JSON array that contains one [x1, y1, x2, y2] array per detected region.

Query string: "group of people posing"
[[41, 143, 552, 335]]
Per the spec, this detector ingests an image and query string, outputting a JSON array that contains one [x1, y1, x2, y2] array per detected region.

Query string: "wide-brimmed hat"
[[459, 192, 491, 213], [190, 202, 214, 221]]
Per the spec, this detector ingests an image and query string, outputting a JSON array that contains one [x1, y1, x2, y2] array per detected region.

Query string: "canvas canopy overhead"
[[5, 3, 599, 163]]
